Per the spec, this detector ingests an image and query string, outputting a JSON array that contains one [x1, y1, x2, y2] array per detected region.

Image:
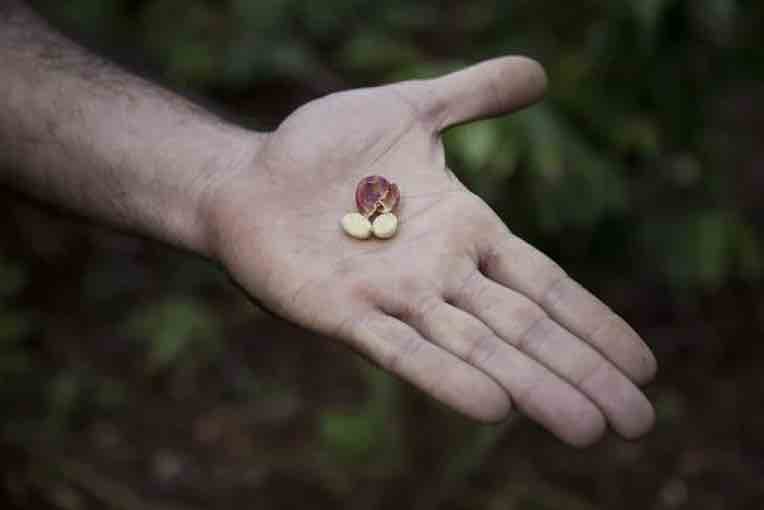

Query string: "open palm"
[[210, 57, 657, 447]]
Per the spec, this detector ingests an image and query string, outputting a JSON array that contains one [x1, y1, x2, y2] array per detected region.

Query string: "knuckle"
[[513, 302, 546, 328], [394, 79, 446, 129], [383, 333, 423, 373], [515, 315, 551, 352], [539, 272, 569, 308], [478, 244, 502, 275], [464, 333, 499, 366], [452, 267, 483, 303], [347, 278, 378, 305], [398, 274, 426, 297], [574, 358, 609, 388], [333, 313, 364, 342], [398, 292, 441, 324]]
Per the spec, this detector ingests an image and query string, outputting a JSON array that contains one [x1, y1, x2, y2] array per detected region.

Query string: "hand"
[[207, 57, 657, 447]]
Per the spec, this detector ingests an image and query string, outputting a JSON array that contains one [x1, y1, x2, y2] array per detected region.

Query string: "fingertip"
[[624, 332, 658, 386], [564, 407, 608, 448], [608, 386, 656, 441], [502, 55, 548, 104], [480, 400, 513, 425], [639, 348, 659, 385], [612, 320, 658, 386], [527, 387, 607, 448], [620, 400, 656, 441], [464, 378, 513, 424]]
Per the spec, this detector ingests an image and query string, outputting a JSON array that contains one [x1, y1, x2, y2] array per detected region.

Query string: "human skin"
[[0, 1, 657, 447]]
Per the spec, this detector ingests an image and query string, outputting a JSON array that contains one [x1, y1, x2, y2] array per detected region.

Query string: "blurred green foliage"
[[0, 257, 31, 381], [124, 296, 223, 373], [319, 365, 403, 473]]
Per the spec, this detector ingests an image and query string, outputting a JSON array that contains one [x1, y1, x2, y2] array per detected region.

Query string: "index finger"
[[478, 232, 658, 385]]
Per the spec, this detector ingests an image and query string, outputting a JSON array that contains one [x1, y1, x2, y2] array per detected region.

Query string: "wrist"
[[183, 125, 268, 259]]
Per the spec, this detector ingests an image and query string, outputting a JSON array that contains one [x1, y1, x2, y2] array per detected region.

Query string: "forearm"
[[0, 1, 260, 255]]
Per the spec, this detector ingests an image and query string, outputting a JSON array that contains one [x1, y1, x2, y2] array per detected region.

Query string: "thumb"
[[401, 56, 548, 131]]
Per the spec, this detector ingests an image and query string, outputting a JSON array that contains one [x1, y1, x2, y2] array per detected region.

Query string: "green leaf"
[[340, 32, 422, 73], [319, 365, 402, 471], [124, 297, 222, 372], [0, 313, 31, 344], [629, 0, 674, 50], [46, 371, 83, 431], [441, 424, 506, 481], [515, 107, 628, 232], [0, 257, 26, 299], [448, 120, 503, 171], [695, 212, 730, 289], [734, 222, 763, 282]]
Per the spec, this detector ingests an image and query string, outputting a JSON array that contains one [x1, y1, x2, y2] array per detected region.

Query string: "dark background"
[[2, 1, 764, 508]]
